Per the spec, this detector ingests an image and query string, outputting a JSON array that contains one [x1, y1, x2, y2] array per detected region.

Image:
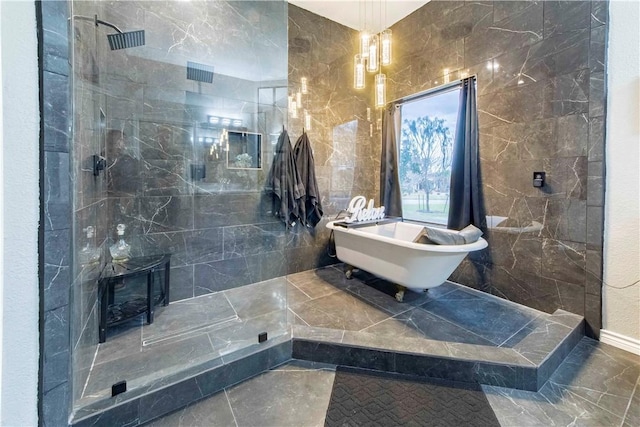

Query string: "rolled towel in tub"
[[413, 224, 483, 245]]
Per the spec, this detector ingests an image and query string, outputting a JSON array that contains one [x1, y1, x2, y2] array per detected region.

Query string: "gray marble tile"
[[226, 363, 335, 427], [145, 389, 236, 427], [544, 339, 640, 416], [589, 71, 606, 118], [43, 70, 70, 152], [544, 1, 591, 38], [83, 334, 216, 402], [45, 305, 70, 358], [142, 293, 237, 344], [286, 267, 347, 300], [362, 307, 495, 346], [420, 289, 539, 345], [586, 205, 604, 248], [209, 310, 289, 358], [543, 70, 590, 117], [484, 383, 624, 427], [224, 277, 287, 319], [591, 1, 608, 28], [501, 317, 572, 364], [624, 377, 640, 427], [290, 291, 391, 331], [588, 115, 605, 161], [293, 340, 396, 372]]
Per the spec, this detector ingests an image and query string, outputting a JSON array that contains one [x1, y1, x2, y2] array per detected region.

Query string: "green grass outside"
[[401, 193, 449, 224]]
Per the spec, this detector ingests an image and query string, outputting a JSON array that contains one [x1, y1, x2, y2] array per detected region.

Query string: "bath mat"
[[324, 366, 500, 427]]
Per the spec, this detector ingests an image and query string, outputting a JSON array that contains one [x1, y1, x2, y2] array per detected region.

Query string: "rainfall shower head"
[[107, 30, 145, 50], [72, 14, 146, 50]]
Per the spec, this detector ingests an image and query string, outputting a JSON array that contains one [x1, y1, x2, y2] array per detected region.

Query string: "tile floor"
[[82, 264, 639, 427], [148, 339, 640, 427]]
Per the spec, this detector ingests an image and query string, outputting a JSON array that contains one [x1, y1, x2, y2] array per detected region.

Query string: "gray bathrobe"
[[264, 130, 305, 226], [293, 132, 323, 228]]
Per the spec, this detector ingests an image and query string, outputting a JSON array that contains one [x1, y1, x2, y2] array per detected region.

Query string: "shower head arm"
[[94, 15, 123, 34], [71, 14, 123, 34]]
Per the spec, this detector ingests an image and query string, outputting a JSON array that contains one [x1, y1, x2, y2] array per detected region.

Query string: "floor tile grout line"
[[411, 304, 500, 346], [619, 375, 640, 427], [496, 313, 542, 348], [223, 388, 240, 427]]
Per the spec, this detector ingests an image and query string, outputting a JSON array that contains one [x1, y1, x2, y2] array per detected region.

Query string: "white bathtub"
[[327, 220, 488, 296]]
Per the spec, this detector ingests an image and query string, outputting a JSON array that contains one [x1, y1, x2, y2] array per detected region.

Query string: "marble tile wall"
[[286, 4, 381, 270], [40, 0, 73, 425], [384, 0, 607, 337]]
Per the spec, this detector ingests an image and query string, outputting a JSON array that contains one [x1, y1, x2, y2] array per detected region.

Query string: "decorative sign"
[[344, 196, 386, 223]]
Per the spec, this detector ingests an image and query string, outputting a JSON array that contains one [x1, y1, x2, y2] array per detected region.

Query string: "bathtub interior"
[[356, 221, 424, 242]]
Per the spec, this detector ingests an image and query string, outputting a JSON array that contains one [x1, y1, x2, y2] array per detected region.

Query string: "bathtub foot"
[[395, 285, 407, 302], [345, 265, 354, 280]]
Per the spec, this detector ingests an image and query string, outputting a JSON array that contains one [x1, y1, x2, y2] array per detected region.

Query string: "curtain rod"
[[387, 74, 477, 106]]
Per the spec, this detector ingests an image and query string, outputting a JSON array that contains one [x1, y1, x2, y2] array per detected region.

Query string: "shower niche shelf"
[[98, 254, 171, 343]]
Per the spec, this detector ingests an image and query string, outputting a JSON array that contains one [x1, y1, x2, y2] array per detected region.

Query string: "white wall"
[[603, 1, 640, 345], [0, 1, 40, 425]]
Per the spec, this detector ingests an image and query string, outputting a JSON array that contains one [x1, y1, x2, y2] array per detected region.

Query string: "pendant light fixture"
[[352, 0, 392, 105], [380, 29, 392, 66], [367, 34, 379, 72], [375, 73, 386, 107], [354, 54, 366, 89]]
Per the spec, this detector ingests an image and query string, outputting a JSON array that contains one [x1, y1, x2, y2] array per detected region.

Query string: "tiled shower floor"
[[80, 264, 579, 412]]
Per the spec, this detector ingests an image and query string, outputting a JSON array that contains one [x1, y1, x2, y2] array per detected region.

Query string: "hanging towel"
[[264, 130, 305, 226], [294, 132, 323, 228]]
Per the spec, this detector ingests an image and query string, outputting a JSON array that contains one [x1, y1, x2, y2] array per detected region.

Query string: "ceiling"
[[288, 0, 430, 33]]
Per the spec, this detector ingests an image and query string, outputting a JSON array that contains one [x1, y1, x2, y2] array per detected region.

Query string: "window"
[[397, 85, 461, 225]]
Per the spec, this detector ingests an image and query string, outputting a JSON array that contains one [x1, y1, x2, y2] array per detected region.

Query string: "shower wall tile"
[[589, 71, 606, 118], [138, 196, 194, 233], [543, 70, 590, 117], [43, 70, 71, 152], [543, 1, 592, 38], [584, 293, 602, 339], [41, 0, 70, 77], [44, 152, 71, 231], [586, 205, 604, 248], [494, 1, 541, 24], [44, 263, 71, 312], [591, 1, 609, 28], [194, 257, 257, 295], [464, 2, 543, 67], [44, 349, 70, 393], [169, 265, 194, 302], [42, 383, 70, 427], [541, 239, 586, 286], [44, 305, 70, 358], [590, 26, 607, 73], [588, 116, 605, 161], [585, 249, 603, 296], [587, 161, 605, 207]]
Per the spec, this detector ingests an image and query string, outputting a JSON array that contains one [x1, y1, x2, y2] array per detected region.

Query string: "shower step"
[[291, 309, 584, 392]]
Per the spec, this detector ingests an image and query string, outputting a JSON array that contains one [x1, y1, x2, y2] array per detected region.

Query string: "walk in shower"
[[70, 0, 291, 416]]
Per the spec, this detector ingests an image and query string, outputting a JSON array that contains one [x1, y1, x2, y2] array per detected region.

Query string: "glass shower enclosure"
[[69, 0, 290, 416]]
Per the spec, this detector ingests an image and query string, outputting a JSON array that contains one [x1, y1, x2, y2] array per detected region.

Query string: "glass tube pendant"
[[354, 54, 366, 89], [380, 29, 392, 66], [367, 34, 379, 73], [360, 30, 370, 58], [296, 91, 302, 106], [304, 110, 312, 130], [301, 77, 308, 94], [291, 100, 298, 118], [375, 73, 386, 108]]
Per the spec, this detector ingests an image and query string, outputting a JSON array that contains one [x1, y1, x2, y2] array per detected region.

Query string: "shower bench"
[[98, 254, 171, 343]]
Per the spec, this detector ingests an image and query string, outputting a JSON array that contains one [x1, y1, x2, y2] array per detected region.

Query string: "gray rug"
[[325, 366, 500, 427]]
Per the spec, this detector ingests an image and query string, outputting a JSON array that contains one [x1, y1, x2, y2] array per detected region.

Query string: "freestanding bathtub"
[[327, 219, 488, 301]]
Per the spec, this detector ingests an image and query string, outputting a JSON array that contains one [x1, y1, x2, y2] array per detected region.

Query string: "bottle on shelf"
[[79, 226, 101, 265], [109, 223, 131, 262]]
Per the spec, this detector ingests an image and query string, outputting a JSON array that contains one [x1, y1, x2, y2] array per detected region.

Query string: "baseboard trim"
[[600, 329, 640, 355]]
